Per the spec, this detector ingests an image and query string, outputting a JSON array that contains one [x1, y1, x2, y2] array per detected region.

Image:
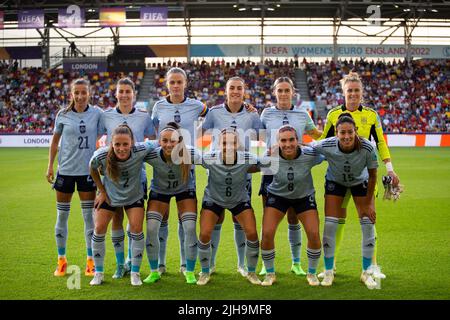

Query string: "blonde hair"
[[340, 72, 364, 105]]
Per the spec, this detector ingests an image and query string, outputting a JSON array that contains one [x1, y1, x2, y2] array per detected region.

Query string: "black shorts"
[[53, 174, 96, 193], [202, 200, 252, 217], [265, 192, 317, 214], [148, 189, 197, 204], [258, 175, 274, 197], [142, 181, 148, 200], [99, 199, 145, 212], [324, 180, 368, 197], [191, 168, 197, 188]]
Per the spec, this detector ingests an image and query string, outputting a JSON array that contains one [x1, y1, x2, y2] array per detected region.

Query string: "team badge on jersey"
[[282, 115, 289, 125], [287, 167, 294, 181], [361, 117, 367, 125], [225, 173, 232, 185], [79, 120, 86, 134], [174, 110, 181, 123]]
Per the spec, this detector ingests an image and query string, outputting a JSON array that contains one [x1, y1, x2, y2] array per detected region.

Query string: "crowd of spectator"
[[1, 58, 448, 134], [306, 58, 450, 133], [0, 62, 142, 133]]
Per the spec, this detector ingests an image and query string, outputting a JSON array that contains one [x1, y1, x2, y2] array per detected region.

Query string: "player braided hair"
[[64, 78, 90, 114], [161, 121, 191, 183], [106, 124, 134, 183], [336, 113, 362, 151]]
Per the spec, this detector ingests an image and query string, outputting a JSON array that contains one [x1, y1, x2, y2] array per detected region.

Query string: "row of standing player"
[[46, 69, 400, 288]]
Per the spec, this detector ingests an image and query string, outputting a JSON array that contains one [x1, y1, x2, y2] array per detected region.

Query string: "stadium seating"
[[1, 58, 448, 133], [0, 63, 142, 133], [305, 58, 450, 133], [151, 58, 296, 111]]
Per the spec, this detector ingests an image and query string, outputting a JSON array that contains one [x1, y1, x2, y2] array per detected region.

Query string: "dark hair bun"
[[165, 121, 180, 130]]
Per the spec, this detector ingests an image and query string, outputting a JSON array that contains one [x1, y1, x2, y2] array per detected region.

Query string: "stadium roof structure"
[[2, 0, 449, 67], [2, 0, 450, 20]]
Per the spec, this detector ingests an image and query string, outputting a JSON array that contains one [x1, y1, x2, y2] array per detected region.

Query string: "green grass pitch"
[[0, 147, 449, 300]]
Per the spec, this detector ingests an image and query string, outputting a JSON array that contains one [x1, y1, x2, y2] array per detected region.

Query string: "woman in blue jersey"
[[259, 77, 322, 277], [46, 78, 102, 278], [100, 77, 155, 279], [196, 129, 261, 286], [311, 114, 379, 289], [260, 125, 323, 287], [89, 124, 155, 287], [151, 67, 207, 276], [142, 122, 199, 285]]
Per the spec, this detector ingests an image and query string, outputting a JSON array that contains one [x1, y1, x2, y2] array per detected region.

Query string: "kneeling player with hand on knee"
[[89, 124, 155, 286], [312, 114, 379, 289]]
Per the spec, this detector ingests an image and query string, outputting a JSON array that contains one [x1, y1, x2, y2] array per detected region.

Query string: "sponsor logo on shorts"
[[56, 176, 64, 187], [267, 197, 276, 205], [327, 182, 335, 191]]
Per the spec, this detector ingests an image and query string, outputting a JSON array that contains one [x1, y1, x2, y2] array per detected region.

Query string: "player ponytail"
[[161, 122, 191, 184], [336, 113, 362, 151], [106, 124, 134, 182], [64, 78, 90, 114]]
